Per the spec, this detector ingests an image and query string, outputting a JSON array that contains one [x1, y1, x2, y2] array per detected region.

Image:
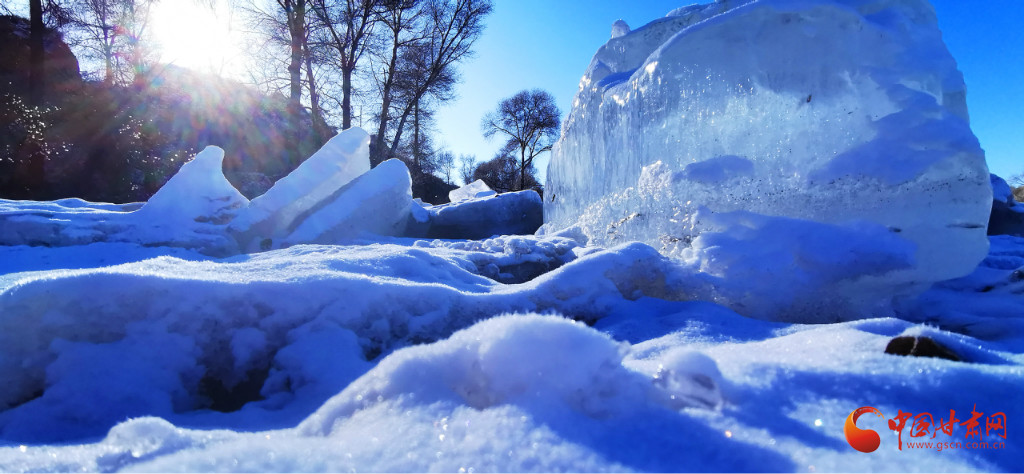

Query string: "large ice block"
[[544, 0, 992, 320], [230, 128, 371, 251]]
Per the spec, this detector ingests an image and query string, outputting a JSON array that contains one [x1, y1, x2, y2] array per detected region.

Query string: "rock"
[[884, 336, 960, 362], [544, 0, 991, 320], [426, 190, 543, 240], [0, 15, 82, 95]]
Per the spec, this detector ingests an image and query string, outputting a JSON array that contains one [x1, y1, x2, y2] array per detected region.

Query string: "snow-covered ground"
[[1, 0, 1021, 470], [0, 220, 1021, 471]]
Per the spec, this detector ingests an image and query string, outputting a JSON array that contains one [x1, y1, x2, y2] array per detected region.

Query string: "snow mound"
[[0, 237, 688, 442], [230, 128, 372, 252], [448, 179, 496, 202], [674, 208, 918, 322], [299, 314, 720, 435], [544, 0, 992, 320]]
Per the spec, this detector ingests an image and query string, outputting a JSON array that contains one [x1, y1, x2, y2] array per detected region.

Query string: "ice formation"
[[230, 128, 372, 252], [279, 158, 415, 247], [427, 190, 543, 240], [544, 0, 992, 320], [125, 146, 249, 254], [448, 179, 496, 202], [989, 174, 1024, 236], [0, 147, 245, 255]]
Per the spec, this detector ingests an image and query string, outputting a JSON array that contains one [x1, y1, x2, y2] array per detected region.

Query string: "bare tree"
[[472, 154, 537, 193], [65, 0, 154, 84], [457, 153, 475, 185], [310, 0, 377, 130], [382, 0, 491, 163], [277, 0, 308, 109], [1009, 173, 1024, 189], [435, 149, 454, 184], [370, 0, 421, 166], [481, 89, 560, 191]]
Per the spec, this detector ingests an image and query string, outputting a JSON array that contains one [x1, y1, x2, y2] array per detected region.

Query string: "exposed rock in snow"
[[545, 0, 991, 320], [230, 128, 371, 252], [426, 190, 543, 240], [989, 174, 1024, 236], [448, 179, 495, 203]]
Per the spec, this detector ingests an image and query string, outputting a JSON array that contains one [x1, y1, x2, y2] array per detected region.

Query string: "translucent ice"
[[544, 0, 992, 319], [280, 158, 415, 247], [230, 128, 371, 252]]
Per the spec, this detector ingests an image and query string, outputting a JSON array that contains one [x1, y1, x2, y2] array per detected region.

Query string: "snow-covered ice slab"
[[230, 128, 372, 252], [426, 190, 543, 240], [124, 146, 249, 255], [448, 179, 495, 202], [0, 147, 246, 256], [544, 0, 992, 320]]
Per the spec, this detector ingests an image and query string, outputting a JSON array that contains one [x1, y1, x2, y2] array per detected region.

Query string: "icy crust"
[[545, 0, 992, 320]]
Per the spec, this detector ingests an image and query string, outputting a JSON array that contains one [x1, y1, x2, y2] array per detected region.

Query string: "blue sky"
[[436, 0, 1024, 184]]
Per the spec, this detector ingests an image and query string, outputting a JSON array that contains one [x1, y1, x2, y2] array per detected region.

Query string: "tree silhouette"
[[481, 89, 559, 191]]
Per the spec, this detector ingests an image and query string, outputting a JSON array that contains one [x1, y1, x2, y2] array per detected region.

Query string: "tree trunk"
[[520, 145, 527, 191], [341, 66, 353, 130], [28, 0, 45, 105], [287, 0, 305, 108], [372, 37, 400, 167], [303, 39, 326, 141], [104, 27, 115, 83], [413, 100, 420, 171]]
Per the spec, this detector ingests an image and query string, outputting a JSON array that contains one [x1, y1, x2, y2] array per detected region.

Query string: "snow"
[[0, 147, 245, 256], [1, 220, 1022, 471], [544, 0, 992, 320], [0, 2, 1022, 472], [448, 179, 496, 202]]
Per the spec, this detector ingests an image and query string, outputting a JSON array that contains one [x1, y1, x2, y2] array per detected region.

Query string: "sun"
[[149, 0, 244, 75]]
